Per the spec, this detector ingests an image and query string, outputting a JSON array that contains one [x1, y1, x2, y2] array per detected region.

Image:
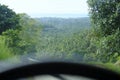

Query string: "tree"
[[87, 0, 120, 36], [18, 13, 42, 54], [87, 0, 120, 62], [0, 4, 20, 34], [2, 13, 43, 54]]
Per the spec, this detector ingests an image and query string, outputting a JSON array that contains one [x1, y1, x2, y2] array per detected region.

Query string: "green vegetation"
[[0, 36, 14, 60], [0, 4, 42, 59], [85, 0, 120, 72], [87, 0, 120, 36], [87, 0, 120, 62], [37, 17, 90, 35], [0, 1, 120, 73], [0, 4, 20, 34]]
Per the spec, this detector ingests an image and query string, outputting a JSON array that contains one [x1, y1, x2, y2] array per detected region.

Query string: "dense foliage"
[[87, 0, 120, 62], [37, 17, 90, 35], [0, 4, 20, 34], [87, 0, 120, 36], [0, 2, 120, 73], [0, 12, 42, 59]]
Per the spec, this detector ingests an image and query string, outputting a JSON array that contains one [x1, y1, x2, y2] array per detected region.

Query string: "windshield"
[[0, 0, 120, 79]]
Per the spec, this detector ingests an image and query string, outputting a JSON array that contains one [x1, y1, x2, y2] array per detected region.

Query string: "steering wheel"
[[0, 62, 120, 80]]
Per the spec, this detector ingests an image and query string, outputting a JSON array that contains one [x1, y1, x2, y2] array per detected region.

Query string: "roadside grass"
[[0, 36, 14, 60]]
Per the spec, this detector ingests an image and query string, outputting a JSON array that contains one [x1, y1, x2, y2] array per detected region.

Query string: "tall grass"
[[0, 36, 14, 60]]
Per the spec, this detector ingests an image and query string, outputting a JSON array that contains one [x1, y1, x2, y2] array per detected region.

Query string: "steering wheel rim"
[[0, 62, 120, 80]]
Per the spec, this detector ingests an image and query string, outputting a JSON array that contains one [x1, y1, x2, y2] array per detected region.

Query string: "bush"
[[0, 36, 14, 60]]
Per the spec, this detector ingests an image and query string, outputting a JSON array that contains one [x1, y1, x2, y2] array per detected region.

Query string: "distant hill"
[[35, 17, 91, 35]]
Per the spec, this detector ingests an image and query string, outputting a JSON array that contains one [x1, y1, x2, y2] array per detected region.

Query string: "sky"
[[0, 0, 89, 18]]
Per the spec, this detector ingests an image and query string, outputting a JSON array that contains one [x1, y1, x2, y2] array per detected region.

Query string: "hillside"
[[35, 17, 91, 35]]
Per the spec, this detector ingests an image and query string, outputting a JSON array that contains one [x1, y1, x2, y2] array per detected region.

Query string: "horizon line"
[[28, 13, 89, 18]]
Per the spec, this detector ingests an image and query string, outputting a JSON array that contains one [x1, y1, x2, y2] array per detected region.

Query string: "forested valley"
[[0, 0, 120, 73]]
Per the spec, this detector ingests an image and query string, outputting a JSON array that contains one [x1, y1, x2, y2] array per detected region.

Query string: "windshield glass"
[[0, 0, 120, 76]]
